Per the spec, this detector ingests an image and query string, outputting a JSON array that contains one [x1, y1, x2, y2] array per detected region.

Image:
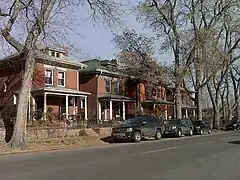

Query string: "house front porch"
[[98, 95, 136, 121], [30, 87, 91, 121], [182, 104, 196, 119], [141, 99, 174, 120]]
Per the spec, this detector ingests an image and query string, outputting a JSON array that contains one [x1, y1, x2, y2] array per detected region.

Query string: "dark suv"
[[225, 119, 240, 131], [163, 119, 194, 137], [191, 120, 212, 135], [111, 116, 165, 142]]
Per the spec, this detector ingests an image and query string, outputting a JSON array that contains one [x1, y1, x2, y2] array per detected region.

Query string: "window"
[[51, 51, 55, 57], [56, 52, 60, 58], [45, 69, 53, 85], [113, 81, 119, 95], [157, 87, 161, 98], [58, 71, 65, 86], [105, 79, 111, 93]]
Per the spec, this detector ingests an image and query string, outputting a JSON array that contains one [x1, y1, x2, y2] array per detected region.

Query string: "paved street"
[[1, 132, 240, 180]]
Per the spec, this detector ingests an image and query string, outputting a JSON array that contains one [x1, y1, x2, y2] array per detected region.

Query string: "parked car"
[[111, 116, 165, 142], [163, 119, 194, 137], [191, 120, 212, 135], [225, 120, 240, 131]]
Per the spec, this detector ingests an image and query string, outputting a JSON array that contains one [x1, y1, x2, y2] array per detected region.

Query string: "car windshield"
[[166, 120, 181, 125], [124, 117, 143, 124]]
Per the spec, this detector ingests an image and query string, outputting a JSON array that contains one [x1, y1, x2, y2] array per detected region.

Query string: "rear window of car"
[[192, 121, 202, 125], [166, 120, 181, 125]]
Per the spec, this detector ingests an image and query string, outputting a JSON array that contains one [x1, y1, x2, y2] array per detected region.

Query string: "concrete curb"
[[0, 131, 232, 156]]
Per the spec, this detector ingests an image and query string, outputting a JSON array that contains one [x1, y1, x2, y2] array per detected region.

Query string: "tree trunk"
[[213, 106, 220, 129], [175, 81, 182, 119], [195, 55, 202, 120], [195, 89, 202, 120], [236, 100, 240, 120], [8, 49, 35, 149]]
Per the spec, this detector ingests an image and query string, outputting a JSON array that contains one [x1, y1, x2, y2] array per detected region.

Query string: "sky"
[[0, 0, 173, 64], [66, 0, 173, 64]]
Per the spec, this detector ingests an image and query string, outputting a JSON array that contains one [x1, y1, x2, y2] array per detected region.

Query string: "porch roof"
[[98, 94, 136, 102], [141, 99, 174, 105], [182, 104, 196, 109], [31, 86, 91, 96]]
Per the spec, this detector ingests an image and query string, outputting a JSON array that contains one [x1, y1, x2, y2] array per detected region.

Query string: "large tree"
[[0, 0, 122, 149]]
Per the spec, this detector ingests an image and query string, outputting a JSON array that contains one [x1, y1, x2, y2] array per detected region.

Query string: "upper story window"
[[105, 79, 111, 93], [51, 51, 55, 57], [45, 69, 53, 85], [113, 81, 119, 95], [58, 71, 65, 87], [157, 87, 162, 99]]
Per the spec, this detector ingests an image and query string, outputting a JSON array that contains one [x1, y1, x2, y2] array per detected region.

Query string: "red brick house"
[[79, 59, 136, 121], [166, 86, 196, 119], [125, 78, 174, 120], [79, 59, 174, 121], [0, 47, 90, 121]]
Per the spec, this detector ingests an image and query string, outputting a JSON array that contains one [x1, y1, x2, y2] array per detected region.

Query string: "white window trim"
[[58, 71, 66, 87], [45, 69, 54, 85]]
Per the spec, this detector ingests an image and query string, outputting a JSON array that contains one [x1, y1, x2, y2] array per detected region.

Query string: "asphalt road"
[[1, 132, 240, 180]]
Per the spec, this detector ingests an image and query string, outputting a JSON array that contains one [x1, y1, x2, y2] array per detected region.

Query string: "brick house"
[[166, 86, 196, 119], [79, 59, 136, 121], [79, 59, 174, 121], [0, 47, 90, 121], [125, 78, 174, 120]]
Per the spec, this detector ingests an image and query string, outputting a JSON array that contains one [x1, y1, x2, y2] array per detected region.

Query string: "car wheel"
[[155, 130, 162, 140], [177, 129, 182, 137], [133, 131, 141, 142], [208, 129, 212, 134], [189, 128, 193, 136], [200, 129, 204, 135]]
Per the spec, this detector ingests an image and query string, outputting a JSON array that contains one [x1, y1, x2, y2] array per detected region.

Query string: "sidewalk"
[[0, 136, 107, 155]]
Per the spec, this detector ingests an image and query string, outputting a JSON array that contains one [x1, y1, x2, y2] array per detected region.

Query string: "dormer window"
[[51, 51, 55, 57]]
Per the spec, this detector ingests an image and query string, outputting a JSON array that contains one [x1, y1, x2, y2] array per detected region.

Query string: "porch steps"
[[85, 128, 99, 137]]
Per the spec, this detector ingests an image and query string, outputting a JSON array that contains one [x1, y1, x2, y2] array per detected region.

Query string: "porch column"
[[193, 109, 196, 117], [73, 97, 76, 115], [32, 95, 36, 120], [84, 96, 88, 120], [66, 95, 69, 119], [165, 110, 168, 120], [105, 102, 107, 120], [185, 109, 188, 118], [98, 102, 101, 120], [122, 101, 126, 120], [109, 100, 113, 120], [43, 93, 47, 120]]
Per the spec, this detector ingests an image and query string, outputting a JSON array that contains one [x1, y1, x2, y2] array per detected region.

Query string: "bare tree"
[[113, 29, 171, 113], [135, 0, 197, 119], [0, 0, 122, 149]]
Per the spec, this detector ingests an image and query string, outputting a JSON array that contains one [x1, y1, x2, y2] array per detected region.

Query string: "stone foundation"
[[0, 127, 113, 142]]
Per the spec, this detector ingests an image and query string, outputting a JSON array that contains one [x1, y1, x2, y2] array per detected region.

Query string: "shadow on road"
[[228, 141, 240, 145], [100, 136, 155, 144]]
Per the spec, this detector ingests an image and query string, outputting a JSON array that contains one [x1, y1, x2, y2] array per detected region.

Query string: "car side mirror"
[[142, 121, 147, 125]]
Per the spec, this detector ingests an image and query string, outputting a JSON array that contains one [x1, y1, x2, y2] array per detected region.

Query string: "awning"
[[98, 94, 136, 102], [141, 99, 174, 105], [31, 86, 91, 96]]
